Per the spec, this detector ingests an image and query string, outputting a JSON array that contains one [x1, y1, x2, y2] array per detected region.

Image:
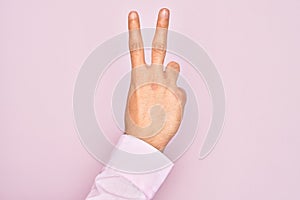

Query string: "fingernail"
[[160, 8, 169, 18], [129, 11, 138, 19]]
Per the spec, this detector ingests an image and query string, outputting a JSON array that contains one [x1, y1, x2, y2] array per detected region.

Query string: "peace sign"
[[125, 8, 186, 151]]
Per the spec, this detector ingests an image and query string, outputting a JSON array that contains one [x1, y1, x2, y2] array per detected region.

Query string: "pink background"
[[1, 0, 300, 199]]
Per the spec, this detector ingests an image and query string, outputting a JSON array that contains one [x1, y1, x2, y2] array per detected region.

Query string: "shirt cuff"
[[100, 134, 174, 199]]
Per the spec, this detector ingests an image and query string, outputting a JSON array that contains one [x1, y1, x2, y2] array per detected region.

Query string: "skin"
[[125, 8, 187, 151]]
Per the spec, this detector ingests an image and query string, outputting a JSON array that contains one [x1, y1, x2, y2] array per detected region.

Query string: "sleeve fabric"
[[86, 135, 174, 200]]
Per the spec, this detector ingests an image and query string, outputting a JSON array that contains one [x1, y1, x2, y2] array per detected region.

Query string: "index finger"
[[128, 11, 146, 68], [151, 8, 170, 65]]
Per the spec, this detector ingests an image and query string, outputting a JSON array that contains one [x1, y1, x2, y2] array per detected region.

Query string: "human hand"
[[125, 8, 186, 151]]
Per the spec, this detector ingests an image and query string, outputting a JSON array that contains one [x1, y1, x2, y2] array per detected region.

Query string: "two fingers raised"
[[128, 8, 173, 67], [128, 9, 181, 83]]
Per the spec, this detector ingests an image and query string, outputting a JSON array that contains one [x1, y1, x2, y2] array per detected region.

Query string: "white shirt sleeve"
[[86, 135, 174, 200]]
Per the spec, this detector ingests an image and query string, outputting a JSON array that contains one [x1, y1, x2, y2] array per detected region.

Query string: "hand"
[[125, 8, 186, 151]]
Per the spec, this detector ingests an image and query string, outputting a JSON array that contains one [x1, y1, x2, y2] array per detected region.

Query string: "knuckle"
[[169, 61, 180, 67], [152, 41, 166, 52], [167, 61, 180, 72], [129, 42, 143, 51]]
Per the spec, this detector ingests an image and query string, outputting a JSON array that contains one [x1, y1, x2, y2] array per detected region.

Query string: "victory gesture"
[[125, 8, 187, 151]]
